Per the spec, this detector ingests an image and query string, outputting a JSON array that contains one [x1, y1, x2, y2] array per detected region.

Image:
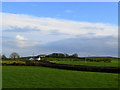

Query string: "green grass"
[[43, 57, 119, 61], [43, 57, 119, 67], [2, 60, 25, 64], [51, 60, 119, 67], [0, 66, 2, 89], [2, 57, 119, 67], [3, 66, 118, 88], [42, 57, 82, 61]]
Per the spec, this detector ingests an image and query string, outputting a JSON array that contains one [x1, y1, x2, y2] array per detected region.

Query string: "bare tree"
[[10, 52, 20, 60]]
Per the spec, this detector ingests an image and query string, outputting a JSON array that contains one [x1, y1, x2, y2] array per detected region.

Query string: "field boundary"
[[2, 60, 120, 73]]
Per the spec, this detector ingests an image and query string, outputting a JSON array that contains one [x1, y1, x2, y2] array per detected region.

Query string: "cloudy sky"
[[1, 2, 118, 57]]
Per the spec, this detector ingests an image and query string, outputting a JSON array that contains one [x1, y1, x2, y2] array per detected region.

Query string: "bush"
[[25, 61, 35, 66]]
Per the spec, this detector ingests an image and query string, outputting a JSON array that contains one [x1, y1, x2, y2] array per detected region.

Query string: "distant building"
[[29, 56, 41, 61], [36, 56, 41, 60], [29, 57, 34, 60]]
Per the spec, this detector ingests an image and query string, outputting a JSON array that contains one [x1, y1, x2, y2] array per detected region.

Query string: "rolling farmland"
[[2, 66, 118, 88]]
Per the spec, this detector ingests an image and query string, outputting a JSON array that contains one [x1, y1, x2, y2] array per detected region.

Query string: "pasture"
[[51, 60, 118, 67], [2, 66, 118, 88], [2, 60, 25, 64], [1, 57, 119, 68], [44, 57, 119, 67], [42, 57, 119, 61]]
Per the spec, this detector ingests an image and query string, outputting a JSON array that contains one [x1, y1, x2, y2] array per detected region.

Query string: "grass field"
[[44, 57, 119, 67], [2, 60, 25, 64], [51, 60, 119, 67], [2, 57, 119, 67], [2, 66, 118, 88], [43, 57, 119, 61]]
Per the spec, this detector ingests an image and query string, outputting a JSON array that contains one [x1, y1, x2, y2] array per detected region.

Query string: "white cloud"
[[1, 12, 118, 47], [2, 12, 117, 39], [1, 12, 118, 57], [64, 10, 72, 13], [16, 35, 28, 40], [3, 13, 118, 37], [16, 40, 39, 47], [15, 35, 39, 47], [106, 40, 118, 47]]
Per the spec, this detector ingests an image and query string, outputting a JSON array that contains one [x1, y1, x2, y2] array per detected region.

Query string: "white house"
[[29, 57, 34, 60], [36, 57, 41, 61], [29, 56, 41, 61]]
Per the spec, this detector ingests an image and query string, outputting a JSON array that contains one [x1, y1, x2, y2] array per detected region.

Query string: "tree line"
[[1, 52, 20, 60], [46, 53, 78, 58], [1, 52, 79, 60]]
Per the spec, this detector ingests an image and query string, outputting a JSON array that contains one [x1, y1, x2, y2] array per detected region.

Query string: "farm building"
[[29, 57, 34, 60], [29, 56, 41, 61]]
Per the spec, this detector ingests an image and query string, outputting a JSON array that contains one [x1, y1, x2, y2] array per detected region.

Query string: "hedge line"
[[44, 57, 112, 62], [2, 60, 120, 73]]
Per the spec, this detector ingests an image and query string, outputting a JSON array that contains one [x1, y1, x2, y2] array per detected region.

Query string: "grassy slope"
[[3, 66, 118, 88], [2, 57, 119, 67], [43, 57, 119, 61], [46, 57, 119, 67], [2, 60, 25, 64], [0, 66, 1, 89], [51, 60, 118, 67]]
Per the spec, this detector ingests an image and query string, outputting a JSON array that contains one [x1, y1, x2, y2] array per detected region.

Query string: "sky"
[[1, 2, 118, 57]]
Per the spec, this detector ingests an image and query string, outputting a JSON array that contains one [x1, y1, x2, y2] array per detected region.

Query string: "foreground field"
[[3, 66, 118, 88]]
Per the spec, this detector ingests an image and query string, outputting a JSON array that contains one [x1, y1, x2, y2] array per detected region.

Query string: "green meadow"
[[51, 60, 118, 67], [2, 66, 118, 88], [46, 57, 119, 67], [2, 57, 119, 88], [2, 60, 25, 64]]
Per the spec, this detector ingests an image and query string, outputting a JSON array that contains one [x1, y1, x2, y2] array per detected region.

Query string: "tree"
[[71, 53, 78, 58], [10, 52, 20, 60], [2, 54, 7, 60], [64, 54, 69, 57], [0, 54, 1, 60], [50, 53, 66, 58]]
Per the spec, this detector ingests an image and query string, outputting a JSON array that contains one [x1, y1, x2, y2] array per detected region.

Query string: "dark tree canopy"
[[0, 54, 1, 60], [10, 52, 20, 60], [71, 53, 78, 57], [2, 54, 7, 60], [48, 53, 68, 58]]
